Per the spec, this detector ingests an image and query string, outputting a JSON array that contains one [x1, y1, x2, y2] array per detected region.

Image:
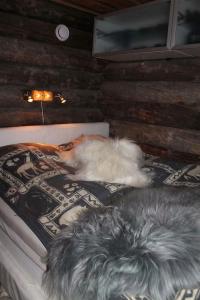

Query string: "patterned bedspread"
[[124, 289, 200, 300], [1, 142, 200, 247], [0, 143, 133, 248], [0, 142, 200, 300]]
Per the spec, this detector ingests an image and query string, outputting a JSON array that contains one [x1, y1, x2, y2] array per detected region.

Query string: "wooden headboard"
[[0, 122, 109, 147]]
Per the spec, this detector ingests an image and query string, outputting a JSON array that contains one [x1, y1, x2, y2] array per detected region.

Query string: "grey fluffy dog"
[[44, 187, 200, 300]]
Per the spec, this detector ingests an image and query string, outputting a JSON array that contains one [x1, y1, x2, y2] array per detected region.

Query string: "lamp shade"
[[31, 90, 54, 102]]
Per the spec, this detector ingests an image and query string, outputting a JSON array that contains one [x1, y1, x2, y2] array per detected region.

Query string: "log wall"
[[100, 59, 200, 157], [0, 0, 104, 127], [2, 0, 200, 158]]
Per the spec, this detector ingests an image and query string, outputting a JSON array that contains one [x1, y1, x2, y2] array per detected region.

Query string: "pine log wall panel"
[[0, 0, 93, 32], [101, 59, 200, 157], [0, 11, 92, 50], [0, 0, 104, 127], [110, 120, 200, 156]]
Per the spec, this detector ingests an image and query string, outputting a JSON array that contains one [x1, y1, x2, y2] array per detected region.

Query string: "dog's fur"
[[58, 135, 150, 187], [44, 187, 200, 300]]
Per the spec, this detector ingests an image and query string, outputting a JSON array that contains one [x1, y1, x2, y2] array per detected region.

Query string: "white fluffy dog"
[[58, 135, 151, 187]]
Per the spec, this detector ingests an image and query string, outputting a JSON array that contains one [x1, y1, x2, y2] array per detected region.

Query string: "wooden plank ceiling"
[[50, 0, 153, 15]]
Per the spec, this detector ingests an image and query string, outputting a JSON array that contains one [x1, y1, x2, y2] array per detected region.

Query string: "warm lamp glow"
[[31, 90, 53, 102], [23, 90, 67, 104]]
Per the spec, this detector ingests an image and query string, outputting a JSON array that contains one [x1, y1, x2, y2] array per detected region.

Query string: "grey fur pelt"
[[43, 187, 200, 300]]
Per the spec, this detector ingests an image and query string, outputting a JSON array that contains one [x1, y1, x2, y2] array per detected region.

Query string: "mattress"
[[0, 222, 47, 300], [0, 198, 47, 265], [0, 198, 47, 300]]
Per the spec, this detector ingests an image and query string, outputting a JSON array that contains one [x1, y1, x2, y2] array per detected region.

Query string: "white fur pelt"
[[59, 135, 151, 187]]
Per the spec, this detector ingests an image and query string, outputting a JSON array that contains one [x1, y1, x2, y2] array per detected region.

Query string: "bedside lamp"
[[24, 90, 67, 104]]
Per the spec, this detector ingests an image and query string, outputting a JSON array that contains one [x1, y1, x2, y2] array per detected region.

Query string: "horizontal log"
[[0, 11, 92, 50], [63, 89, 101, 107], [100, 101, 200, 130], [139, 144, 200, 163], [43, 107, 104, 124], [110, 120, 200, 155], [0, 107, 104, 127], [0, 0, 93, 32], [105, 58, 200, 81], [101, 81, 200, 107], [0, 86, 101, 108], [0, 36, 100, 71], [51, 0, 134, 15], [0, 62, 103, 90], [0, 110, 43, 127]]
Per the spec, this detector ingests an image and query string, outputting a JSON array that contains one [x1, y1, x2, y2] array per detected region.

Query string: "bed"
[[0, 122, 110, 300], [0, 122, 200, 300]]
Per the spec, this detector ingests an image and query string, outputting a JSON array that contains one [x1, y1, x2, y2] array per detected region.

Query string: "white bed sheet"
[[0, 224, 47, 300], [0, 197, 47, 261]]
